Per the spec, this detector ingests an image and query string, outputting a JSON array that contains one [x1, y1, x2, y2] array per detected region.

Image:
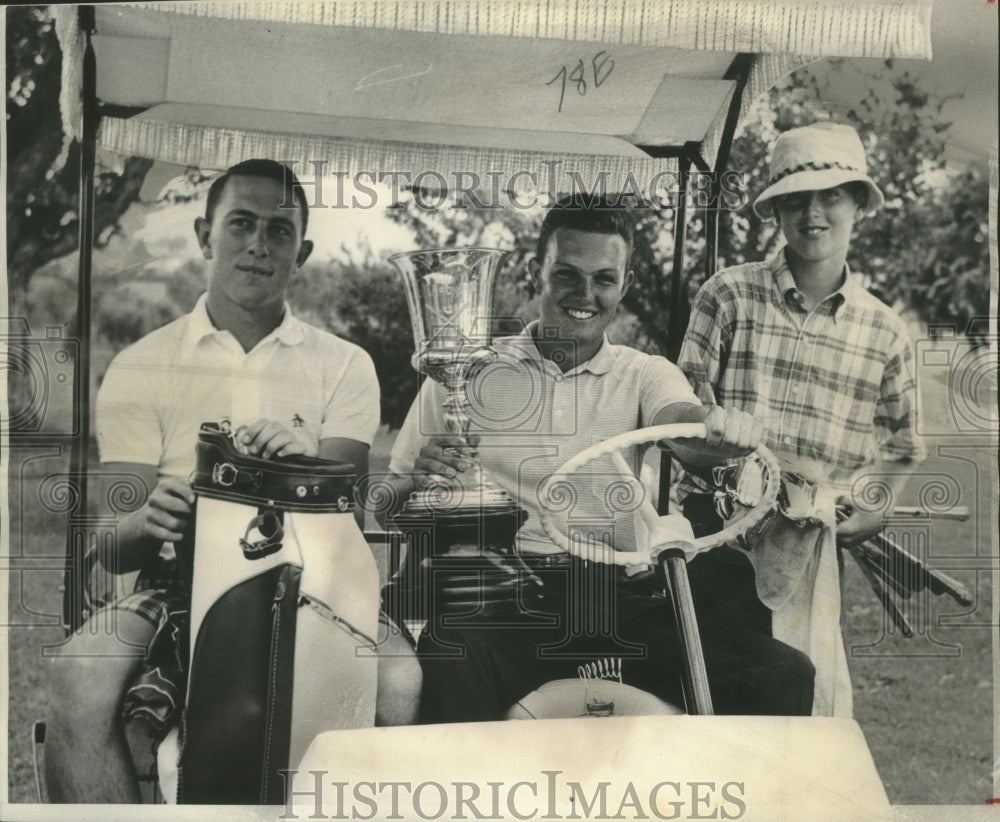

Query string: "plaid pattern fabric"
[[678, 252, 925, 493], [116, 555, 191, 735], [116, 554, 402, 735]]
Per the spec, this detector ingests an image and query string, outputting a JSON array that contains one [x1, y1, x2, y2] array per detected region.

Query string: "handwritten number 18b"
[[547, 51, 615, 112]]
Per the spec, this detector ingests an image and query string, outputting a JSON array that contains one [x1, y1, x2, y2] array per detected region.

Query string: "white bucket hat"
[[753, 122, 885, 220]]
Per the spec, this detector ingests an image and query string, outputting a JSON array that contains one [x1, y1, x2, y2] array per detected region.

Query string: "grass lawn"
[[842, 439, 994, 803], [6, 366, 996, 805]]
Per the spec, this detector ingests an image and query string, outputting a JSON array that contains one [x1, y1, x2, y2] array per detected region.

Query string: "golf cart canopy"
[[49, 0, 934, 632], [56, 0, 933, 194]]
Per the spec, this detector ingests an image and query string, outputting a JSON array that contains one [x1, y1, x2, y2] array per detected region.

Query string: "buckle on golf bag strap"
[[212, 461, 263, 490], [239, 511, 284, 560]]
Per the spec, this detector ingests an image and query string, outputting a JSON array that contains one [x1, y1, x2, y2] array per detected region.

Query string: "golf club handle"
[[837, 505, 969, 522], [892, 506, 969, 521], [837, 507, 974, 607], [660, 547, 714, 716], [866, 531, 974, 607], [851, 541, 912, 600], [846, 546, 914, 637]]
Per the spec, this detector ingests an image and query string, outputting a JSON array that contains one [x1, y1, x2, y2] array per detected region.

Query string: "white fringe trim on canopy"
[[55, 1, 934, 184], [52, 5, 84, 175], [97, 116, 680, 198], [119, 0, 933, 59]]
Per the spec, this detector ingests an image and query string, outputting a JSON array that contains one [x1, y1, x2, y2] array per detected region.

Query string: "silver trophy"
[[388, 247, 518, 512], [385, 247, 529, 620]]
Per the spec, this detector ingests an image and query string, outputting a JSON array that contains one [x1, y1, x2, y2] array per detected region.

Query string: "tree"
[[384, 59, 990, 371], [716, 61, 991, 338], [896, 168, 991, 339], [287, 250, 421, 430], [5, 5, 152, 310]]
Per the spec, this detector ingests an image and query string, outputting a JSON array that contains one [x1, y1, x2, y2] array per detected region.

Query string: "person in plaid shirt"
[[678, 122, 925, 716]]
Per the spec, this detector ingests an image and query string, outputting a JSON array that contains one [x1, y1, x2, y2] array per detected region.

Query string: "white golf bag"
[[162, 422, 379, 804]]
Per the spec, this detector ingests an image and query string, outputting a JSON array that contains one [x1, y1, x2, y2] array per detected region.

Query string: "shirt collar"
[[832, 271, 862, 323], [265, 304, 304, 345], [769, 249, 854, 322], [499, 321, 614, 375], [184, 293, 219, 344], [183, 293, 304, 349], [769, 252, 799, 309]]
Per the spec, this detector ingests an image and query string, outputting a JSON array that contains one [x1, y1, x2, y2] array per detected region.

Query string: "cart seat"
[[505, 679, 684, 719]]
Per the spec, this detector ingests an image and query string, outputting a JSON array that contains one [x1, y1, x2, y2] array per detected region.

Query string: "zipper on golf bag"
[[261, 574, 289, 803], [177, 562, 301, 804]]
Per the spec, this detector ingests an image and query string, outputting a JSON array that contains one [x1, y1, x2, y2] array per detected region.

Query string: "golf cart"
[[36, 1, 937, 816]]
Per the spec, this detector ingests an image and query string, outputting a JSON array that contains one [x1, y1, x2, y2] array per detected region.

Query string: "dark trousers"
[[417, 560, 814, 723], [683, 494, 773, 636]]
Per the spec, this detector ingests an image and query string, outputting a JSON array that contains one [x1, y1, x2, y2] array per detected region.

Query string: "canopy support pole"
[[666, 154, 691, 363], [651, 154, 693, 515], [705, 54, 753, 279], [63, 5, 98, 634]]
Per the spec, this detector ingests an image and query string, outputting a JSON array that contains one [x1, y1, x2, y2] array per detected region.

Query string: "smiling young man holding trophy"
[[383, 195, 816, 723]]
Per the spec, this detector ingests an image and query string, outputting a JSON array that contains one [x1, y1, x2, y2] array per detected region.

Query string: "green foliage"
[[287, 250, 420, 429], [898, 168, 991, 338], [6, 5, 152, 303], [718, 61, 990, 339], [95, 261, 205, 348]]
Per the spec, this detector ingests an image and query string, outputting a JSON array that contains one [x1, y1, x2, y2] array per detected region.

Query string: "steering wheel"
[[537, 423, 780, 566], [533, 423, 780, 716]]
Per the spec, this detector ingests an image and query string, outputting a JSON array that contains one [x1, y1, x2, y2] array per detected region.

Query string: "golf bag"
[[169, 422, 379, 804]]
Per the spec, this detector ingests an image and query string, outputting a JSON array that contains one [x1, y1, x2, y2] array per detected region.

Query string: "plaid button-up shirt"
[[678, 251, 925, 494]]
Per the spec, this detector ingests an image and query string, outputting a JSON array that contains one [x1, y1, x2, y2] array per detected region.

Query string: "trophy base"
[[384, 503, 532, 622], [403, 481, 517, 515]]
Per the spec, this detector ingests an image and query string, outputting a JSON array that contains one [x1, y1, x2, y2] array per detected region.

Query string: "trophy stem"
[[440, 362, 472, 445]]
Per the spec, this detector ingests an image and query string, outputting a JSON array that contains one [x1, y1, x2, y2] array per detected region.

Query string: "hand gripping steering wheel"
[[537, 423, 780, 564], [535, 423, 781, 715]]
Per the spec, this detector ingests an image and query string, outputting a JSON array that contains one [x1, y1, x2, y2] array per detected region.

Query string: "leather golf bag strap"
[[176, 424, 379, 805]]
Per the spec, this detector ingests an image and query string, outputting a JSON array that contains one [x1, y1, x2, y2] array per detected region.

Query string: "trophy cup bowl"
[[389, 246, 520, 512], [384, 247, 530, 620]]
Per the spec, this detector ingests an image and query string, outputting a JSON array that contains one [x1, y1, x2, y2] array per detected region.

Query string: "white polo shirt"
[[389, 325, 699, 554], [97, 295, 380, 479]]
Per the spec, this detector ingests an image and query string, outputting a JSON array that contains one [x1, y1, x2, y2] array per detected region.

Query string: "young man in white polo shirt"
[[45, 160, 418, 802], [386, 195, 816, 722]]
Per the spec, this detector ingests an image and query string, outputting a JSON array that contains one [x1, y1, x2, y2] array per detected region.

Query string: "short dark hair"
[[535, 194, 635, 262], [205, 159, 310, 237], [844, 181, 869, 210]]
